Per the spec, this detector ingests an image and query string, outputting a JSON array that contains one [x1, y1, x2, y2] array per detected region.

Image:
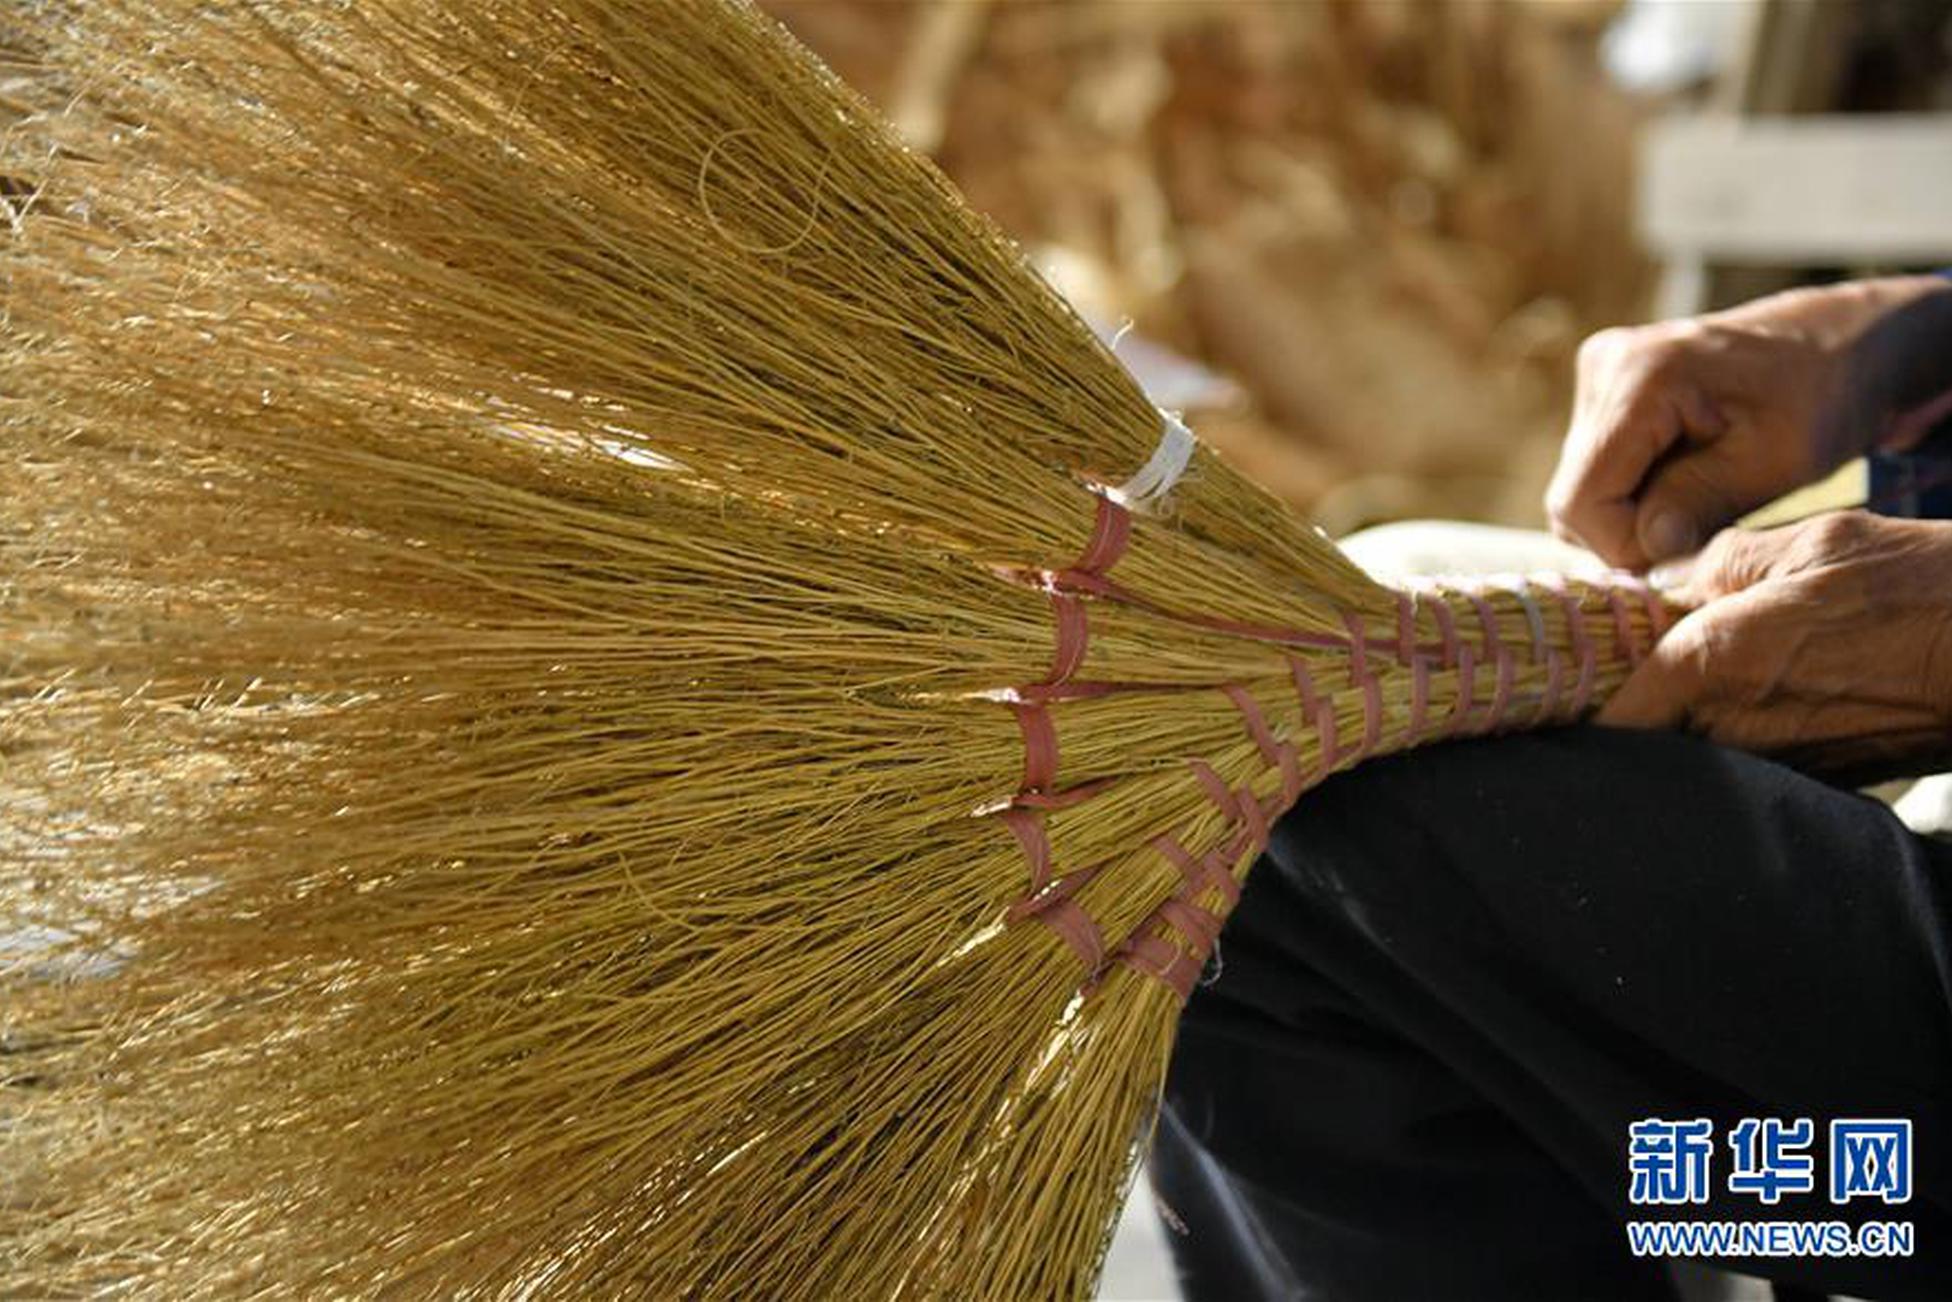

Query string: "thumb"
[[1633, 453, 1744, 565]]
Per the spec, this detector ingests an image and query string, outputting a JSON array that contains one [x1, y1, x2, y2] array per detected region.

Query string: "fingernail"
[[1641, 510, 1697, 562]]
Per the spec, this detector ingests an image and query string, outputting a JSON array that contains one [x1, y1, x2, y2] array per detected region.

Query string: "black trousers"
[[1156, 726, 1952, 1302]]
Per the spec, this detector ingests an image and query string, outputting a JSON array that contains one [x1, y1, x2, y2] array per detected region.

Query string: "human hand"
[[1546, 276, 1952, 571], [1598, 510, 1952, 780]]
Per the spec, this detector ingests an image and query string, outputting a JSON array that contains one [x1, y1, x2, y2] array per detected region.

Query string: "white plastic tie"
[[1105, 409, 1197, 511]]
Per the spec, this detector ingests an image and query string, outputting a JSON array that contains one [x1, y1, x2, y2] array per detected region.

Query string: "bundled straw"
[[1, 2, 1674, 1296]]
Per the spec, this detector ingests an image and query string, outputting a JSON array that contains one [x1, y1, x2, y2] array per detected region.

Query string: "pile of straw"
[[2, 2, 1671, 1296], [770, 0, 1651, 526]]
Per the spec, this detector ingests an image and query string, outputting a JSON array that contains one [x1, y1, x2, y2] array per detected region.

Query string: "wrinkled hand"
[[1547, 276, 1951, 571], [1600, 511, 1952, 779]]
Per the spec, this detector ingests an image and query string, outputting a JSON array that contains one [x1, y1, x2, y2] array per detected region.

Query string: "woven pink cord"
[[1340, 612, 1384, 759], [1424, 584, 1461, 668], [998, 495, 1143, 976], [1072, 496, 1132, 574], [1290, 656, 1341, 779], [1039, 900, 1106, 970], [1221, 684, 1303, 804], [1155, 898, 1224, 952], [1395, 591, 1418, 664], [997, 807, 1053, 893], [1187, 758, 1242, 823], [1115, 828, 1250, 1000], [1405, 657, 1431, 746], [1446, 643, 1477, 735], [1150, 835, 1244, 911], [1549, 583, 1598, 715], [1012, 702, 1059, 793], [1005, 859, 1107, 924], [1536, 650, 1564, 725], [1008, 489, 1680, 991], [1046, 592, 1089, 683], [1635, 577, 1673, 639], [1462, 590, 1509, 732], [1116, 933, 1203, 998], [1235, 780, 1272, 852], [1605, 586, 1641, 667]]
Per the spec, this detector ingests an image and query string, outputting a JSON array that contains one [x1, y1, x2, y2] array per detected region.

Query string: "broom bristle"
[[1, 2, 1674, 1296]]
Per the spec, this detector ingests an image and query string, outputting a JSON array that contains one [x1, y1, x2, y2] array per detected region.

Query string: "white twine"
[[1104, 408, 1197, 511]]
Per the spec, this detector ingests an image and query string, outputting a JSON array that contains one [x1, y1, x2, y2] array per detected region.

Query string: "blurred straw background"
[[767, 0, 1651, 534]]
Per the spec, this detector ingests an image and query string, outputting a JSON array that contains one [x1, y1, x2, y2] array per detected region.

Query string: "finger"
[[1546, 393, 1675, 568], [1632, 451, 1742, 564], [1595, 604, 1715, 729], [1547, 333, 1710, 569], [1676, 525, 1794, 603]]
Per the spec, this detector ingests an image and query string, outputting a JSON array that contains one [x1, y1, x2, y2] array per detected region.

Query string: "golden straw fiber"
[[2, 1, 1677, 1297]]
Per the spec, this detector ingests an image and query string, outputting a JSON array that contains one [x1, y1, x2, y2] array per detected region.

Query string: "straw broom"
[[2, 1, 1675, 1296]]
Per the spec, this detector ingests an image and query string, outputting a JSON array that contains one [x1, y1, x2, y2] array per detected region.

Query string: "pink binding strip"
[[1639, 580, 1672, 639], [1187, 759, 1242, 822], [1487, 645, 1517, 732], [1047, 592, 1089, 684], [1235, 783, 1272, 853], [1152, 834, 1205, 886], [1052, 568, 1404, 656], [1156, 898, 1223, 952], [1013, 702, 1059, 793], [1425, 585, 1461, 668], [1221, 684, 1283, 768], [1342, 611, 1370, 691], [1073, 496, 1133, 575], [1117, 831, 1249, 1000], [1468, 590, 1501, 660], [1536, 650, 1564, 724], [1556, 587, 1597, 715], [1288, 656, 1341, 778], [1038, 899, 1105, 970], [1314, 701, 1340, 773], [1465, 590, 1502, 733], [1206, 849, 1245, 909], [1151, 835, 1243, 912], [1119, 932, 1203, 1000], [1446, 643, 1477, 735], [1605, 587, 1640, 667], [1340, 612, 1384, 758], [1395, 592, 1418, 664], [1406, 657, 1431, 746], [1005, 861, 1106, 921], [997, 807, 1053, 894], [1000, 494, 1138, 976], [1219, 682, 1305, 803]]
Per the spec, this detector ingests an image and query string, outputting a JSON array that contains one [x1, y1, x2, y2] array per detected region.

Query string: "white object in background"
[[1642, 115, 1952, 266], [1603, 0, 1748, 95], [1338, 519, 1605, 581]]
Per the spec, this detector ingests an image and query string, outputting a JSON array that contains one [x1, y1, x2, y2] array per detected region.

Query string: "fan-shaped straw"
[[2, 2, 1675, 1297]]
